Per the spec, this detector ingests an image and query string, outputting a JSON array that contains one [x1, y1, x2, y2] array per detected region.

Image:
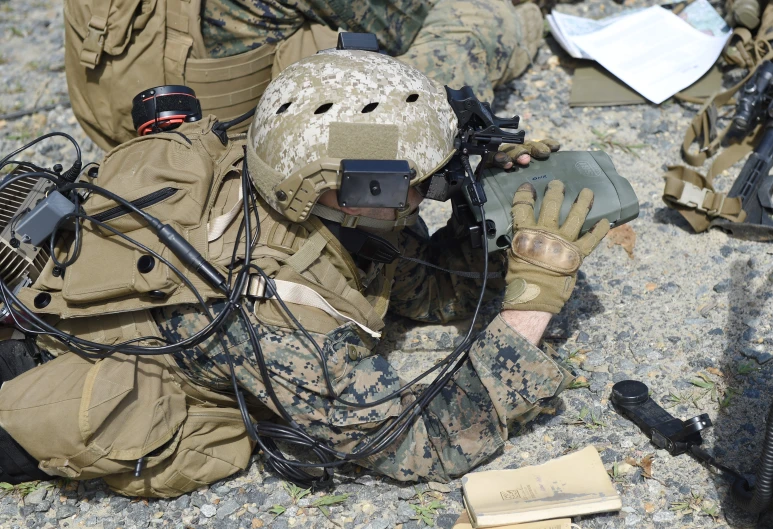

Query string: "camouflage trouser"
[[397, 0, 544, 103], [202, 0, 543, 102]]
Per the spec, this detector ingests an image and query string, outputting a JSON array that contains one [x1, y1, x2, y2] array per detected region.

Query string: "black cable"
[[0, 132, 81, 180], [229, 153, 492, 473], [1, 133, 498, 487], [217, 108, 256, 131]]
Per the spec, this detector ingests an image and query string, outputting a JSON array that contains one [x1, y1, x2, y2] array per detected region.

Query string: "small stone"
[[741, 346, 773, 364], [215, 485, 232, 496], [397, 488, 416, 501], [653, 511, 676, 523], [360, 502, 375, 515], [713, 279, 730, 293], [427, 482, 451, 493], [200, 504, 217, 518], [625, 514, 642, 526], [577, 331, 590, 343], [436, 513, 458, 529], [34, 500, 51, 513], [363, 519, 390, 529], [216, 500, 241, 519], [57, 505, 78, 519], [24, 488, 47, 506]]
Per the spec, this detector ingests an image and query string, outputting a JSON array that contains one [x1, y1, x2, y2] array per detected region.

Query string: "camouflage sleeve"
[[389, 218, 507, 323], [155, 304, 569, 482]]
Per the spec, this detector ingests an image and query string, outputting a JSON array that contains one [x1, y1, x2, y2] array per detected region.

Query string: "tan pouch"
[[104, 405, 254, 497], [64, 0, 167, 149], [62, 224, 184, 304], [0, 351, 187, 480]]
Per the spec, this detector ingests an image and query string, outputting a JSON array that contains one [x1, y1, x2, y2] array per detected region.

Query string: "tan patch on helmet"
[[327, 122, 399, 160], [511, 229, 582, 274]]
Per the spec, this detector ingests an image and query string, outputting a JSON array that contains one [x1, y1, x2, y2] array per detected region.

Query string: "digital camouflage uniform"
[[155, 216, 573, 482], [202, 0, 543, 102]]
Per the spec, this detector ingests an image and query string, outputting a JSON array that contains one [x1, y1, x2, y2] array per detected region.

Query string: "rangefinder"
[[466, 151, 639, 252]]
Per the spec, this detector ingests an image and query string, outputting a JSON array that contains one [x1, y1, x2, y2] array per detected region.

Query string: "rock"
[[171, 495, 190, 510], [363, 519, 391, 529], [653, 511, 676, 523], [216, 499, 241, 519], [713, 279, 730, 293], [397, 488, 416, 501], [436, 513, 458, 529], [200, 504, 217, 518], [427, 482, 451, 493], [396, 502, 415, 522], [24, 487, 47, 506], [741, 346, 773, 364], [57, 505, 78, 519]]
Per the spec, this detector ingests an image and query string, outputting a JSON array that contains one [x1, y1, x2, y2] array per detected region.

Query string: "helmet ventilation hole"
[[276, 102, 292, 114], [406, 94, 419, 103], [361, 102, 379, 113], [315, 103, 334, 114]]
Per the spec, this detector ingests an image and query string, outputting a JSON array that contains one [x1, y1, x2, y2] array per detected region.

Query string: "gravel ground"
[[3, 0, 773, 528]]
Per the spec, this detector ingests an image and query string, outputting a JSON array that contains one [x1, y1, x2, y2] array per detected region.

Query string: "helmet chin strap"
[[311, 203, 419, 231]]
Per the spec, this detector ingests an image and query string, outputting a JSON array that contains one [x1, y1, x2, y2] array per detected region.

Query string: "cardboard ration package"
[[461, 446, 622, 527]]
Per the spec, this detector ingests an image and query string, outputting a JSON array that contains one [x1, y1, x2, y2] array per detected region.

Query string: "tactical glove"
[[492, 138, 561, 168], [502, 180, 610, 314]]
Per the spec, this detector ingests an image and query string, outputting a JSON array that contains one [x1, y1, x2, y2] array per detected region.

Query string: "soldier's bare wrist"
[[499, 309, 552, 346]]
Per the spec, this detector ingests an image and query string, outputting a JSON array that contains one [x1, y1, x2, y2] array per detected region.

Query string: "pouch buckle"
[[677, 181, 710, 211], [80, 16, 108, 69]]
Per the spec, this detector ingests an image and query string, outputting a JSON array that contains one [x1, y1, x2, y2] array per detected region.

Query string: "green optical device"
[[461, 151, 640, 253]]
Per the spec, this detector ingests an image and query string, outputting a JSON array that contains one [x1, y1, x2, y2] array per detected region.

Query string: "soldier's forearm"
[[499, 309, 551, 346]]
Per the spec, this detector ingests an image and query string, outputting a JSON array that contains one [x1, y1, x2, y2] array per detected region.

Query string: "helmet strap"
[[311, 203, 419, 231]]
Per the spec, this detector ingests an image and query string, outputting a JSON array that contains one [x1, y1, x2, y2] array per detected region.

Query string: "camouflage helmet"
[[246, 49, 458, 224]]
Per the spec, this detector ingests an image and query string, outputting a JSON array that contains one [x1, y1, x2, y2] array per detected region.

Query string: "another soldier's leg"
[[397, 0, 543, 102]]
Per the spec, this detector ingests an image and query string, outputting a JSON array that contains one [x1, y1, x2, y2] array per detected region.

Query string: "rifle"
[[712, 60, 773, 240]]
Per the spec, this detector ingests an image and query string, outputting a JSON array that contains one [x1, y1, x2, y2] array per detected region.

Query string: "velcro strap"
[[263, 279, 382, 338], [80, 15, 108, 68], [663, 168, 747, 232]]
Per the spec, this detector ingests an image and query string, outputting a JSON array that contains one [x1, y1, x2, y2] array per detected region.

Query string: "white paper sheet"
[[571, 6, 729, 104]]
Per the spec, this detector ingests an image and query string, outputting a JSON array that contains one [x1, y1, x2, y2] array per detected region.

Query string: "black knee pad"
[[0, 339, 38, 384]]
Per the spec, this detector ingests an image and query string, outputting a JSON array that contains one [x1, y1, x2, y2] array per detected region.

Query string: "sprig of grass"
[[311, 493, 349, 519], [565, 407, 605, 429], [590, 128, 646, 158], [282, 482, 311, 503]]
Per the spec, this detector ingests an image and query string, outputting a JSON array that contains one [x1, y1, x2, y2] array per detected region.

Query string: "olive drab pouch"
[[104, 405, 254, 497], [16, 116, 243, 319], [0, 352, 187, 480], [0, 351, 255, 498]]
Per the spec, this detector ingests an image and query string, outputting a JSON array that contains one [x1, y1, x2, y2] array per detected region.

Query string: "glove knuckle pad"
[[512, 229, 582, 274]]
